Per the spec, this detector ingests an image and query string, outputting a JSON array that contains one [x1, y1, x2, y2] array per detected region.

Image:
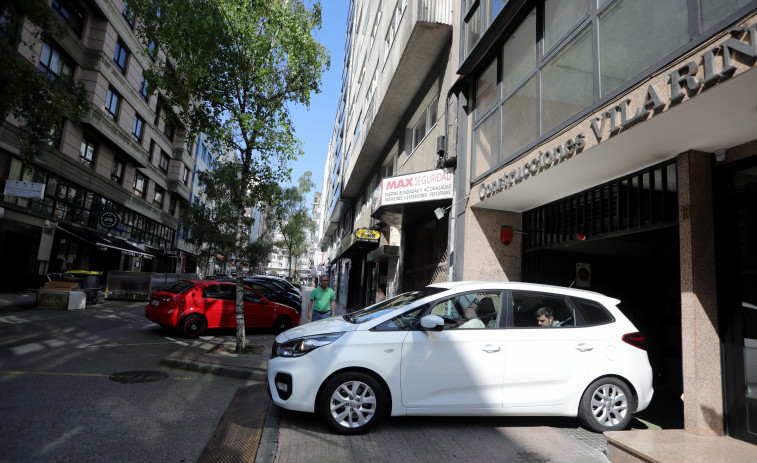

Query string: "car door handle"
[[482, 345, 501, 353], [575, 343, 594, 352]]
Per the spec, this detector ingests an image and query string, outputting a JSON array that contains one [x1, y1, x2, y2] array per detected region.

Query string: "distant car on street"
[[252, 274, 301, 297], [217, 277, 303, 314], [145, 280, 299, 337], [268, 281, 653, 435]]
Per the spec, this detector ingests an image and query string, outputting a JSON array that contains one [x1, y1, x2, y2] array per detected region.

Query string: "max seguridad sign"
[[372, 169, 453, 213]]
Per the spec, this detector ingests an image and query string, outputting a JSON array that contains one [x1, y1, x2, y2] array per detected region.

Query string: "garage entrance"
[[522, 159, 683, 428]]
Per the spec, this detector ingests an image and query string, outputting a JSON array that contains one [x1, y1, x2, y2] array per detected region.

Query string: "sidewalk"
[[1, 292, 755, 463]]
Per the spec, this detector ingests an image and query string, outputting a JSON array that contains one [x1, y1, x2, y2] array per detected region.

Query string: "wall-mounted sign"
[[3, 180, 45, 199], [356, 228, 380, 240], [372, 169, 453, 213], [99, 212, 121, 229]]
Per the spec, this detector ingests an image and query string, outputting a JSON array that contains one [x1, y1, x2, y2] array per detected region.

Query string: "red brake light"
[[622, 332, 647, 351]]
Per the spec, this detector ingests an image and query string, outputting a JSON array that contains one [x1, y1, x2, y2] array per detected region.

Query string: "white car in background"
[[268, 281, 653, 434]]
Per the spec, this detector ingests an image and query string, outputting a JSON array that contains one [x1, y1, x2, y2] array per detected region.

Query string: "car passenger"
[[535, 306, 560, 327]]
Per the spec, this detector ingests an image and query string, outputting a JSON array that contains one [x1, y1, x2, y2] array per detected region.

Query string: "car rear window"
[[159, 281, 195, 294], [570, 297, 615, 326]]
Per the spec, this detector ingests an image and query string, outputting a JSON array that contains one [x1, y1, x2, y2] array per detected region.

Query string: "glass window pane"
[[544, 0, 586, 51], [700, 0, 751, 31], [475, 61, 498, 121], [501, 75, 537, 161], [466, 6, 481, 56], [599, 0, 689, 98], [472, 109, 500, 179], [541, 26, 594, 136], [502, 9, 536, 98]]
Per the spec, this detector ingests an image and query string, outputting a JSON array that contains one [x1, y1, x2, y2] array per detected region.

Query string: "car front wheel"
[[578, 377, 635, 432], [318, 372, 386, 435], [180, 314, 206, 338]]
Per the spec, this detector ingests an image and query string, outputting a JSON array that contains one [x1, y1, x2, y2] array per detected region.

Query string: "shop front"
[[455, 2, 757, 443], [327, 227, 381, 311]]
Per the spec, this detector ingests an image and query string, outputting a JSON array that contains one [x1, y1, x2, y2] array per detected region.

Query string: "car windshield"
[[344, 288, 446, 324]]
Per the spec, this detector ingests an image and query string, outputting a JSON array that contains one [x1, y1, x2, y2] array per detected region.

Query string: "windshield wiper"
[[342, 314, 356, 323]]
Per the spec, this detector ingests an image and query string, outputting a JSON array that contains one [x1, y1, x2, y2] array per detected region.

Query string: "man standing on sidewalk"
[[308, 275, 335, 321]]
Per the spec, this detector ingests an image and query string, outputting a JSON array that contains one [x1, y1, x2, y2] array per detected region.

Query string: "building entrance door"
[[716, 157, 757, 445]]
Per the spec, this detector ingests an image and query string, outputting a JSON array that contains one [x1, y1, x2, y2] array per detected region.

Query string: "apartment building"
[[452, 0, 757, 449], [318, 0, 458, 310], [0, 0, 196, 290]]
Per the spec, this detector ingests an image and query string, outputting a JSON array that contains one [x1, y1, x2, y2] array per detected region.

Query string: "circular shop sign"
[[99, 211, 121, 229]]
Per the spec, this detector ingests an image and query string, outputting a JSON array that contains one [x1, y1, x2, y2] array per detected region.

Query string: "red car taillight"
[[622, 332, 647, 351]]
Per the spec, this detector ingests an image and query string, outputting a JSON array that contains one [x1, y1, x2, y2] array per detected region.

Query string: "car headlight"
[[273, 332, 344, 358]]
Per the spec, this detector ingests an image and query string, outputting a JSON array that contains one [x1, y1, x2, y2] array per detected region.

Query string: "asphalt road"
[[0, 300, 259, 463]]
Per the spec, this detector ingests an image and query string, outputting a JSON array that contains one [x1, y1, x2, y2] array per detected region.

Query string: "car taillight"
[[622, 332, 647, 350]]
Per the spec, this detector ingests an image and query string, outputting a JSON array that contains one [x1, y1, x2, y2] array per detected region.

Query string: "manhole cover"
[[109, 370, 169, 384]]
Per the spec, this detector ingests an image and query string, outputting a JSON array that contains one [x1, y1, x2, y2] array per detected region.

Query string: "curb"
[[160, 348, 268, 382]]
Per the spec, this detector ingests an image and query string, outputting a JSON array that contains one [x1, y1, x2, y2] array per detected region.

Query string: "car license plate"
[[151, 299, 159, 306]]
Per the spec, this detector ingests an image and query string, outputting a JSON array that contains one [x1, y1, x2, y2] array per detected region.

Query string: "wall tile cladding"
[[462, 207, 522, 281]]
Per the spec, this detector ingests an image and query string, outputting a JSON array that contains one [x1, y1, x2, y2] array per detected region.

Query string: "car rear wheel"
[[318, 372, 386, 435], [180, 314, 206, 338], [272, 316, 292, 334], [578, 377, 634, 432]]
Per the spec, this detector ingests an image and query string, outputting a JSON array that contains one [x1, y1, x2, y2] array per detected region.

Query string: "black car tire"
[[272, 316, 293, 334], [578, 377, 635, 432], [180, 314, 206, 338], [317, 371, 387, 435]]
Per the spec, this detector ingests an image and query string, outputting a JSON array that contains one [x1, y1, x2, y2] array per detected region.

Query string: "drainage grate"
[[109, 370, 170, 384]]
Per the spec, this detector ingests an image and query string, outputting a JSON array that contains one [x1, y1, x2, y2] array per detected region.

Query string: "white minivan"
[[268, 281, 653, 434]]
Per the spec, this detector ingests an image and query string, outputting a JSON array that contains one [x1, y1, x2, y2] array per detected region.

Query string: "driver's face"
[[537, 315, 553, 327]]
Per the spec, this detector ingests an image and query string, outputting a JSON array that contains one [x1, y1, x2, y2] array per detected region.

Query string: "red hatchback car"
[[145, 280, 300, 338]]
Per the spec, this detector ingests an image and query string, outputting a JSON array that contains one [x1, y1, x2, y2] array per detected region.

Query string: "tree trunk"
[[234, 197, 247, 353]]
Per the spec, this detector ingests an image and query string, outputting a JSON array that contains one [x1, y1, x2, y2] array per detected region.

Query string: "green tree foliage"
[[0, 0, 88, 169], [271, 172, 315, 277], [131, 0, 329, 350]]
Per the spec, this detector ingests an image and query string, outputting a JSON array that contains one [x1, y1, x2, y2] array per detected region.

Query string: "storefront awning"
[[329, 228, 380, 262], [56, 223, 153, 259]]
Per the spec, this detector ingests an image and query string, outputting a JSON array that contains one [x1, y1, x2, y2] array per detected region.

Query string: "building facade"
[[1, 0, 196, 290], [452, 0, 757, 447], [318, 0, 458, 310]]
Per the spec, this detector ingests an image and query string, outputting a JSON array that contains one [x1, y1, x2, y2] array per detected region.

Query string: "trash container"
[[63, 271, 103, 305]]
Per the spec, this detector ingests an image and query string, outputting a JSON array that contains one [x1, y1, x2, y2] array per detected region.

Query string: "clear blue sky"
[[288, 0, 349, 204]]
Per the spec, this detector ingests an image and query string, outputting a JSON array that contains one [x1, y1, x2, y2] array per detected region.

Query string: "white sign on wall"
[[372, 169, 453, 213], [3, 180, 45, 199]]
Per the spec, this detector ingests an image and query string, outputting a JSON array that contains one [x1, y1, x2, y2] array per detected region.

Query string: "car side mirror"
[[420, 314, 444, 331], [259, 297, 269, 305]]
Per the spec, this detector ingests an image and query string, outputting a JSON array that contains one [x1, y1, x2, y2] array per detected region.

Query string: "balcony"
[[342, 0, 453, 198], [81, 103, 149, 168]]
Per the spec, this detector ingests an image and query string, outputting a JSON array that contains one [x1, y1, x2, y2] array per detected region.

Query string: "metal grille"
[[524, 159, 678, 250]]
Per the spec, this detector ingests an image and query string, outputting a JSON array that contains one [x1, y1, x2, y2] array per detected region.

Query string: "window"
[[163, 123, 175, 141], [122, 1, 135, 28], [384, 0, 407, 60], [203, 284, 235, 301], [474, 61, 497, 121], [511, 292, 576, 328], [543, 0, 586, 52], [153, 186, 164, 208], [132, 115, 145, 142], [169, 196, 177, 215], [51, 0, 84, 36], [159, 151, 169, 172], [147, 39, 157, 60], [133, 172, 146, 198], [104, 87, 120, 120], [139, 76, 149, 100], [411, 95, 438, 151], [182, 164, 190, 185], [39, 43, 75, 78], [111, 158, 124, 184], [79, 136, 96, 168], [570, 297, 614, 326], [428, 292, 502, 329], [598, 0, 689, 98], [114, 39, 129, 73]]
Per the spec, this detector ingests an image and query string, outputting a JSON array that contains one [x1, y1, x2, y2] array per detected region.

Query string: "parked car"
[[243, 278, 302, 314], [145, 280, 299, 337], [268, 281, 653, 435], [253, 275, 301, 297]]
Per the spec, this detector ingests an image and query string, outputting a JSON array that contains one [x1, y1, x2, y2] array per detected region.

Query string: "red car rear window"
[[158, 281, 195, 294]]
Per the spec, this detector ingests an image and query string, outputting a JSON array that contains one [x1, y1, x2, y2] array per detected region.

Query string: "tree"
[[179, 162, 240, 274], [1, 0, 88, 168], [270, 172, 315, 278], [132, 0, 329, 351]]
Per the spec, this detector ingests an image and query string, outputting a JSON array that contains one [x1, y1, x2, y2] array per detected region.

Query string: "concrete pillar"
[[677, 150, 723, 435]]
